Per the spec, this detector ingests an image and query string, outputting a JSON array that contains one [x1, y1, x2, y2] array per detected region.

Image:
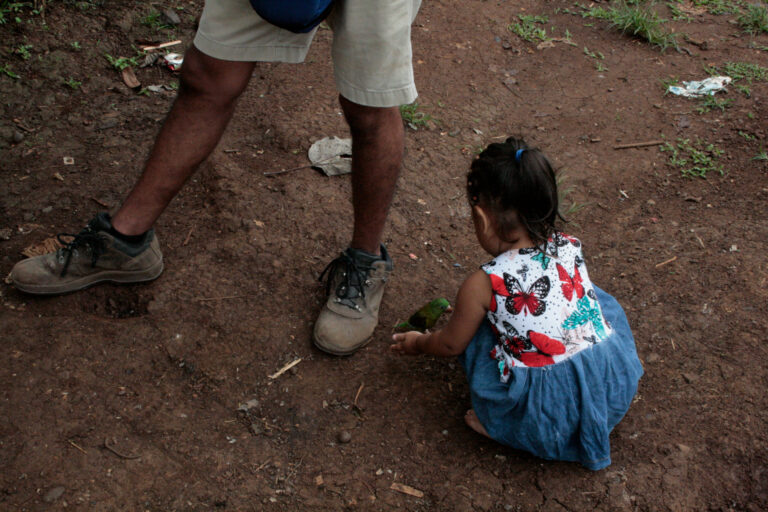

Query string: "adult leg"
[[112, 46, 256, 235], [340, 95, 405, 255]]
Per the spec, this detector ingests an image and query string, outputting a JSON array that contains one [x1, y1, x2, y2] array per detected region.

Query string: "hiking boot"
[[10, 212, 164, 295], [313, 245, 393, 355]]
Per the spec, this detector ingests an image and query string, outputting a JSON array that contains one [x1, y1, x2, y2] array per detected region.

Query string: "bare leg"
[[339, 95, 404, 255], [111, 47, 256, 235], [465, 409, 491, 439]]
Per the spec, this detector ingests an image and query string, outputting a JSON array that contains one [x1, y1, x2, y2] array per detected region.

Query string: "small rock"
[[646, 352, 661, 363], [12, 131, 24, 144], [42, 206, 53, 213], [0, 228, 12, 241], [337, 430, 352, 444], [162, 9, 181, 26], [238, 398, 260, 412], [646, 199, 656, 206], [681, 372, 698, 384], [43, 486, 65, 503]]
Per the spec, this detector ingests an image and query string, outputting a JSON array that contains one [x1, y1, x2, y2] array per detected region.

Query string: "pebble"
[[43, 486, 65, 503], [0, 228, 12, 241], [337, 430, 352, 444], [12, 130, 24, 144], [162, 8, 181, 26]]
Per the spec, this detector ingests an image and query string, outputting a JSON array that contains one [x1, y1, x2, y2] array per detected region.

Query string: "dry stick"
[[194, 295, 250, 301], [613, 140, 665, 150], [68, 440, 87, 455], [263, 154, 342, 177], [353, 383, 365, 408], [655, 255, 678, 268], [140, 40, 182, 51], [103, 438, 141, 460], [183, 225, 195, 246], [269, 358, 302, 379]]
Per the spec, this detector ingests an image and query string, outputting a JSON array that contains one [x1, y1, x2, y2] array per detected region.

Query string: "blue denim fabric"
[[460, 286, 643, 470]]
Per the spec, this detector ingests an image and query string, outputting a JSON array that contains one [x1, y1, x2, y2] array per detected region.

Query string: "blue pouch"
[[249, 0, 335, 33]]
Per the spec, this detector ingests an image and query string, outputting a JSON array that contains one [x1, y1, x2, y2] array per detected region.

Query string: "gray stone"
[[162, 9, 181, 26], [43, 486, 65, 503]]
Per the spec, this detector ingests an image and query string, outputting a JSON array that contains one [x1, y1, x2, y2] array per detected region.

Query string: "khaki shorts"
[[194, 0, 422, 107]]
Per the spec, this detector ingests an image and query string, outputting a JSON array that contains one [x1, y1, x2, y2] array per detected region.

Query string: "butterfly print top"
[[481, 232, 613, 381]]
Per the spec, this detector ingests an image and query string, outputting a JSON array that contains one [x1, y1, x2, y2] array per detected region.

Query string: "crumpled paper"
[[308, 136, 352, 176], [667, 76, 731, 97]]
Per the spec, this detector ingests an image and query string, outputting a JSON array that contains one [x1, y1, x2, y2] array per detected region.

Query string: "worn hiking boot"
[[313, 245, 393, 355], [10, 213, 163, 295]]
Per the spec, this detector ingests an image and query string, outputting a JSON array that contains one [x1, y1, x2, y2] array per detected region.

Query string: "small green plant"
[[557, 173, 586, 218], [666, 2, 693, 22], [509, 14, 551, 43], [104, 51, 143, 71], [400, 102, 435, 130], [141, 10, 175, 30], [696, 94, 735, 113], [0, 63, 19, 79], [739, 130, 756, 141], [574, 2, 678, 51], [753, 147, 768, 161], [15, 43, 32, 60], [737, 3, 768, 34], [0, 0, 26, 24], [661, 138, 724, 178], [660, 75, 680, 93], [705, 61, 768, 98], [583, 46, 607, 71], [63, 77, 81, 89], [692, 0, 740, 15], [70, 41, 82, 51]]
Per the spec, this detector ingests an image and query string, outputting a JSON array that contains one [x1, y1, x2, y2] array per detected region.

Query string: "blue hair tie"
[[515, 149, 525, 162]]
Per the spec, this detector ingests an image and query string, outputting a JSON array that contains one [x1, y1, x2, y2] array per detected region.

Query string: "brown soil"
[[1, 1, 767, 510]]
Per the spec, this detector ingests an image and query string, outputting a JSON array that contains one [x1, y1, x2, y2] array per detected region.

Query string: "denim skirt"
[[460, 286, 643, 470]]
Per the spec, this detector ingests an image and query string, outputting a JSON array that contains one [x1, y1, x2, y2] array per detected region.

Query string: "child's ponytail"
[[467, 137, 561, 248]]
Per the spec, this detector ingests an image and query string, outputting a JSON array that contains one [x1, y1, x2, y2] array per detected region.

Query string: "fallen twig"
[[183, 226, 194, 246], [90, 197, 110, 208], [68, 440, 87, 454], [655, 256, 677, 268], [269, 358, 302, 379], [194, 295, 250, 301], [263, 163, 314, 177], [103, 438, 140, 460], [390, 482, 424, 498], [613, 140, 665, 150], [140, 40, 182, 51], [353, 383, 365, 408]]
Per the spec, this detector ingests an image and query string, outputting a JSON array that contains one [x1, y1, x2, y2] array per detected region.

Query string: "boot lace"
[[319, 252, 372, 311], [56, 227, 107, 277]]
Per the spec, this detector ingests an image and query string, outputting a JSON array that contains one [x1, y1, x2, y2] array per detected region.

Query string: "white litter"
[[308, 136, 352, 176], [667, 76, 731, 97]]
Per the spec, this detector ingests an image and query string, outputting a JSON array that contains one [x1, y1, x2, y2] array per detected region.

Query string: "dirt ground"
[[1, 0, 767, 510]]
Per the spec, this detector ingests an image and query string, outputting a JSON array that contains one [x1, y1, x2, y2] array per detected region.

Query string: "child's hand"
[[390, 331, 423, 355]]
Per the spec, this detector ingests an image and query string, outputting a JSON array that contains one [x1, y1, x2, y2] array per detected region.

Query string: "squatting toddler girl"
[[391, 137, 643, 470]]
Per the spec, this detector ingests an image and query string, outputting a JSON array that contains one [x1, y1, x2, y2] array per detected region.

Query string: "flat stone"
[[43, 486, 65, 503]]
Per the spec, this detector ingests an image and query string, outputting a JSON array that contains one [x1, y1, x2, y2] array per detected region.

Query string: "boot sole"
[[12, 259, 164, 296], [312, 330, 373, 356]]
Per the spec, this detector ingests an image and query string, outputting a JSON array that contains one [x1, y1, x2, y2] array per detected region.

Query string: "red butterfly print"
[[503, 273, 550, 316], [556, 263, 584, 301], [528, 331, 566, 356], [488, 273, 508, 312]]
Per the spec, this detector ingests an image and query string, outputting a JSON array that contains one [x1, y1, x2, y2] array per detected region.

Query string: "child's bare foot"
[[464, 409, 490, 438]]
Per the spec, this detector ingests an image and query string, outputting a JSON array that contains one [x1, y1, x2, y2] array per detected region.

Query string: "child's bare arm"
[[391, 270, 491, 357]]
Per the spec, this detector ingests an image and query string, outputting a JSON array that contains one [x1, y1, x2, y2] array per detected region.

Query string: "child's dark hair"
[[466, 137, 562, 248]]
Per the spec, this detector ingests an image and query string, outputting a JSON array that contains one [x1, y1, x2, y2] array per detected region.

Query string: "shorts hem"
[[193, 32, 311, 63], [336, 75, 418, 108]]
